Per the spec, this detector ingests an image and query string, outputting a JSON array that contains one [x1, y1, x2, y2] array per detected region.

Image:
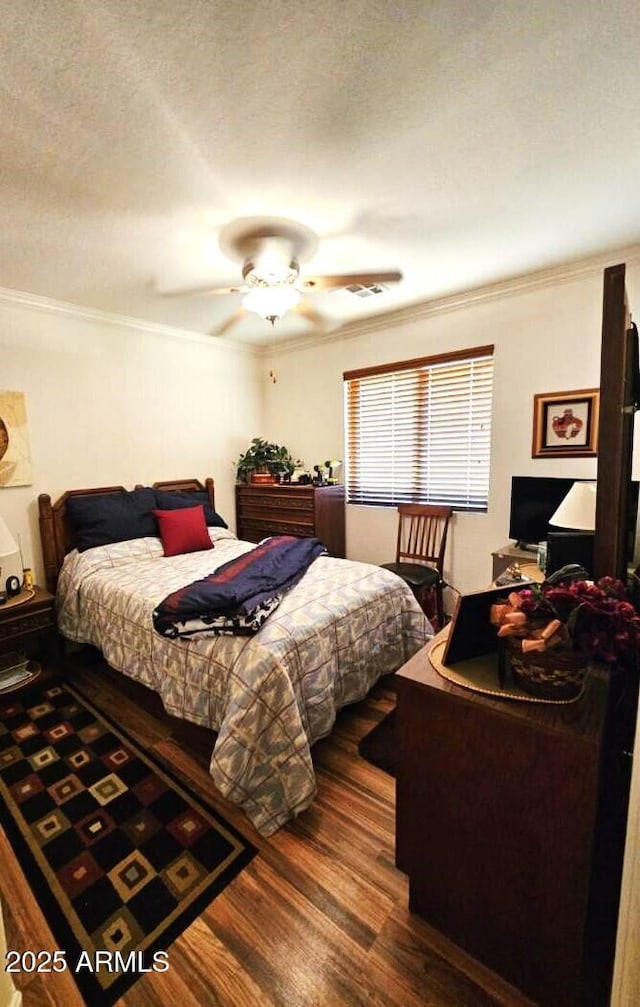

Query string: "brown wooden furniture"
[[395, 631, 609, 1007], [491, 542, 537, 581], [38, 477, 217, 593], [594, 262, 635, 581], [590, 265, 639, 1001], [235, 483, 345, 558], [0, 585, 57, 659], [381, 503, 451, 629]]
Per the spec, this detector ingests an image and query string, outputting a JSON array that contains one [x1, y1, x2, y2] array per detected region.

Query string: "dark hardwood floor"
[[1, 649, 534, 1007]]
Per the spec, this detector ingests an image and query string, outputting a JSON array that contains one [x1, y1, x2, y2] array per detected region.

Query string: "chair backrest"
[[395, 503, 452, 572]]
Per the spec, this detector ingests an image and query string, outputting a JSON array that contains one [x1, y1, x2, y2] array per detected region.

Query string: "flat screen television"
[[509, 476, 639, 559], [508, 476, 579, 551]]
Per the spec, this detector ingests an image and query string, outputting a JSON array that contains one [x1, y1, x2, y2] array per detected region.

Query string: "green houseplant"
[[235, 438, 296, 483]]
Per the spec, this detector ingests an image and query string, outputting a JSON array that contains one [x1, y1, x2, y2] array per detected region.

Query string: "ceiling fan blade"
[[294, 300, 330, 331], [301, 270, 402, 291], [210, 306, 249, 337], [159, 283, 246, 298]]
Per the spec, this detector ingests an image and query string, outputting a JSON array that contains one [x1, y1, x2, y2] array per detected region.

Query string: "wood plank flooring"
[[1, 650, 535, 1007]]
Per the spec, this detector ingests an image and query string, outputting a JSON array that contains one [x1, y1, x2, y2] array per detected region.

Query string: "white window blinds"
[[344, 345, 494, 510]]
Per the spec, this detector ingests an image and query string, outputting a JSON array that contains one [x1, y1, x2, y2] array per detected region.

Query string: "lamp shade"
[[0, 516, 18, 558], [549, 481, 596, 531]]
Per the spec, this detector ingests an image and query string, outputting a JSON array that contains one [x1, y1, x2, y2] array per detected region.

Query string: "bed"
[[39, 478, 431, 836]]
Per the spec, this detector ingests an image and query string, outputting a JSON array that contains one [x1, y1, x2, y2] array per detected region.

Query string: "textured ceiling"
[[2, 1, 640, 345]]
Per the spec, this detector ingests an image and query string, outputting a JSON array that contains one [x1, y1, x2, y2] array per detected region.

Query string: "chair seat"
[[381, 562, 439, 589]]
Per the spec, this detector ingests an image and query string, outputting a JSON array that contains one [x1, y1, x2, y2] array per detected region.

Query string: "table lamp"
[[548, 481, 596, 531], [547, 481, 596, 576], [0, 517, 19, 603]]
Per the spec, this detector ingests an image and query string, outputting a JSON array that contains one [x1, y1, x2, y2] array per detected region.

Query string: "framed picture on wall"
[[0, 390, 33, 487], [531, 388, 599, 458]]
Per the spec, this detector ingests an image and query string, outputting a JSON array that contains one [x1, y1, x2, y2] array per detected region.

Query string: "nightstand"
[[0, 586, 57, 660]]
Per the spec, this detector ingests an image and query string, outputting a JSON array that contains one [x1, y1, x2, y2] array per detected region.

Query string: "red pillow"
[[153, 505, 213, 557]]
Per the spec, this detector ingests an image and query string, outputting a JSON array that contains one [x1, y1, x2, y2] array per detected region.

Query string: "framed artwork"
[[0, 390, 32, 487], [531, 388, 599, 458]]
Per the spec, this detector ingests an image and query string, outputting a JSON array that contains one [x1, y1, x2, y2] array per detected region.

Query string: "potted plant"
[[235, 438, 297, 484]]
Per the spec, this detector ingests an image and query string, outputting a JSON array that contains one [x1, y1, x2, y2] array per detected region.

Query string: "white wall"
[[0, 296, 265, 586], [265, 254, 640, 595], [2, 250, 638, 597]]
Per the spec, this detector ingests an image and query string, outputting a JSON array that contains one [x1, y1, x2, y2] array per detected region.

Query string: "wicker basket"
[[506, 639, 587, 700]]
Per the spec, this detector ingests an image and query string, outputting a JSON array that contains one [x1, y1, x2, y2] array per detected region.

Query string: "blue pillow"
[[67, 487, 159, 551], [153, 489, 227, 528]]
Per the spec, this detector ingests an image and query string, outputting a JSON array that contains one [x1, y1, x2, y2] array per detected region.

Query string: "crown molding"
[[262, 242, 640, 355], [0, 285, 259, 355], [2, 239, 639, 358]]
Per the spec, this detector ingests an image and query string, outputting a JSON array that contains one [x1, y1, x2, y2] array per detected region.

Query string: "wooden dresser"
[[395, 632, 609, 1007], [235, 484, 346, 558]]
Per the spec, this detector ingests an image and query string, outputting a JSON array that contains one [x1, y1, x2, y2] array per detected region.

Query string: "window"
[[344, 345, 494, 510]]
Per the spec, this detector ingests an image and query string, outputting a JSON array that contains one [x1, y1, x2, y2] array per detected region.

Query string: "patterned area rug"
[[0, 678, 255, 1006]]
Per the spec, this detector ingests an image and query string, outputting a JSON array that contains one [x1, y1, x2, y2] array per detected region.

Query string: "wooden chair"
[[381, 504, 452, 630]]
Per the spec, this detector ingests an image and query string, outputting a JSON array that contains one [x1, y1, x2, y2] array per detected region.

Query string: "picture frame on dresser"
[[442, 585, 510, 665]]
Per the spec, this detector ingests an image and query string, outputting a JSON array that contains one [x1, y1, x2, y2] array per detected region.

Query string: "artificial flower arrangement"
[[492, 576, 640, 669]]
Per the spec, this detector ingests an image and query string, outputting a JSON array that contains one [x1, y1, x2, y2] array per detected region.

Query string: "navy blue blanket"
[[153, 535, 326, 638]]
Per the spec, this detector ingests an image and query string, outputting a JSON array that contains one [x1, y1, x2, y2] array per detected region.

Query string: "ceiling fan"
[[162, 216, 402, 336]]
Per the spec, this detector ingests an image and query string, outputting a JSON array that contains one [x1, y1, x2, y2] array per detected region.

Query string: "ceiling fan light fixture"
[[242, 284, 302, 323], [242, 248, 300, 287], [163, 217, 402, 337]]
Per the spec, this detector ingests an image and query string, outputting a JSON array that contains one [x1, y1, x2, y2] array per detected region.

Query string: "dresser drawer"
[[238, 501, 314, 525], [0, 586, 57, 659], [239, 519, 315, 541], [0, 607, 55, 641], [237, 491, 314, 514]]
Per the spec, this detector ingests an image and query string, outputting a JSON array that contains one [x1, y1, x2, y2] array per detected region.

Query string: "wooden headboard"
[[38, 477, 216, 593]]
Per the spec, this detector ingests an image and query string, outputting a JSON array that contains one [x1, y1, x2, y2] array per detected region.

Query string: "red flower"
[[513, 577, 640, 669]]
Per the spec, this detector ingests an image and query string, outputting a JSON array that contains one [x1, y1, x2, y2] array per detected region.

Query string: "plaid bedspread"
[[57, 530, 431, 836]]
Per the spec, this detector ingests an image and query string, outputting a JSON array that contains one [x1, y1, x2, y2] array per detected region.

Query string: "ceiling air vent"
[[343, 283, 390, 297]]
